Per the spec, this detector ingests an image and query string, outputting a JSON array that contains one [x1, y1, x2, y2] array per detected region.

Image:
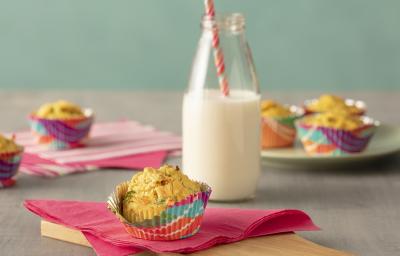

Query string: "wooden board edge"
[[41, 220, 91, 247], [40, 220, 355, 256], [188, 233, 355, 256]]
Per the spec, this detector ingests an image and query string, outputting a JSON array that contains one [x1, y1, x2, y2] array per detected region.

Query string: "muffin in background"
[[304, 94, 366, 115], [0, 134, 23, 188], [261, 100, 304, 149], [296, 111, 378, 156], [108, 165, 211, 241], [36, 100, 85, 120], [29, 100, 93, 150]]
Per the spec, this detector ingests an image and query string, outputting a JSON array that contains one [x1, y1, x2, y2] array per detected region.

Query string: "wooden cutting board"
[[41, 220, 354, 256]]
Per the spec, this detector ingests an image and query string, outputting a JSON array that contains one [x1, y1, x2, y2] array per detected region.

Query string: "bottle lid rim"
[[201, 13, 245, 31]]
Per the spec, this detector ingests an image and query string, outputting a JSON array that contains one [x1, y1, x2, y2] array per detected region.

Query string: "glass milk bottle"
[[183, 13, 261, 201]]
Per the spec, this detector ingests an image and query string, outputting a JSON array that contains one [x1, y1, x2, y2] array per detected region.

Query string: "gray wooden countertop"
[[0, 90, 399, 256]]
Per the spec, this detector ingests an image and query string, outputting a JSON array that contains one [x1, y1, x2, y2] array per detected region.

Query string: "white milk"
[[182, 89, 261, 201]]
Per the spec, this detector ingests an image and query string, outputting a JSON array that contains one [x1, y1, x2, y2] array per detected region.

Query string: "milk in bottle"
[[183, 13, 261, 201]]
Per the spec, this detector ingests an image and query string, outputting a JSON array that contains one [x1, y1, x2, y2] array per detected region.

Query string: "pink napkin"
[[24, 200, 319, 255], [11, 120, 180, 177], [13, 121, 181, 164], [20, 152, 168, 177]]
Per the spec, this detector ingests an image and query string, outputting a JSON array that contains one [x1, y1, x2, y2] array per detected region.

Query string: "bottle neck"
[[188, 13, 258, 95], [201, 13, 245, 34]]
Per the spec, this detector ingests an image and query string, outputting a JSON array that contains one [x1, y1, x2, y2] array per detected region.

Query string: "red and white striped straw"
[[204, 0, 230, 96]]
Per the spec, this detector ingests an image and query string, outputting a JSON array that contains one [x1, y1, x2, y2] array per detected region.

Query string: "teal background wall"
[[0, 0, 399, 91]]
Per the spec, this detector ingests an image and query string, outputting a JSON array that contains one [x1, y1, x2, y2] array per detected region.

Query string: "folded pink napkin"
[[20, 151, 168, 177], [14, 121, 181, 164], [24, 200, 319, 255], [10, 120, 180, 177]]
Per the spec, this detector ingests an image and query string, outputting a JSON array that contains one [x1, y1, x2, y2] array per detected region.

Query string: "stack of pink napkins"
[[25, 200, 319, 255], [11, 121, 181, 177]]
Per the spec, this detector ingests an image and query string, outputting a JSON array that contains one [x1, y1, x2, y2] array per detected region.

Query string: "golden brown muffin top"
[[306, 94, 361, 115], [123, 165, 202, 222], [261, 100, 293, 118], [0, 134, 22, 153], [301, 111, 364, 130], [35, 100, 85, 120]]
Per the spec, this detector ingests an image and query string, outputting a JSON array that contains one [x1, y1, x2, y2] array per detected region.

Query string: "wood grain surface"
[[0, 91, 399, 256], [41, 220, 354, 256]]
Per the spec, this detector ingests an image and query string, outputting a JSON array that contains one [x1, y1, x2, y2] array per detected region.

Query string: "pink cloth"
[[20, 152, 168, 177], [24, 200, 319, 255], [13, 121, 181, 164], [22, 151, 168, 169], [10, 120, 180, 177]]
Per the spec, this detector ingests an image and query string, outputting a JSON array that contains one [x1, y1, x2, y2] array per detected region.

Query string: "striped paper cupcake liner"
[[107, 181, 211, 241], [29, 109, 94, 150], [0, 147, 23, 188], [261, 106, 304, 149], [295, 117, 378, 156]]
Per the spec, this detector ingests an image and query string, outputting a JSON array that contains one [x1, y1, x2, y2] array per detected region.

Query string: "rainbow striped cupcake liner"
[[108, 181, 211, 241], [29, 109, 94, 150], [0, 148, 23, 188], [261, 106, 304, 149], [295, 117, 378, 156]]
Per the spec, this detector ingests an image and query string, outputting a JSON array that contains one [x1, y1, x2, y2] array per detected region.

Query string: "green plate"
[[261, 124, 400, 166]]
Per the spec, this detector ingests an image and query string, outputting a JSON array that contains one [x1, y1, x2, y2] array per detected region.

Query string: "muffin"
[[261, 100, 304, 149], [107, 165, 211, 241], [296, 111, 378, 156], [0, 134, 23, 188], [304, 94, 366, 115], [29, 100, 94, 150]]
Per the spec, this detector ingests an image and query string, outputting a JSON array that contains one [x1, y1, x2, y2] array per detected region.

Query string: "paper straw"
[[204, 0, 230, 96]]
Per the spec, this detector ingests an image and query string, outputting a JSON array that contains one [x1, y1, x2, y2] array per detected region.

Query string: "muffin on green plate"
[[261, 100, 304, 149], [296, 111, 378, 156]]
